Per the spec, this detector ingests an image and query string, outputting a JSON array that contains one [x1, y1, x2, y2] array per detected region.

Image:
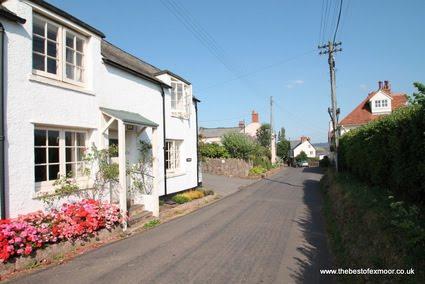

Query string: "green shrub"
[[339, 104, 425, 204], [222, 133, 257, 160], [319, 156, 330, 167], [249, 166, 267, 175], [200, 142, 229, 158], [171, 194, 190, 204], [143, 219, 160, 229], [253, 155, 271, 170]]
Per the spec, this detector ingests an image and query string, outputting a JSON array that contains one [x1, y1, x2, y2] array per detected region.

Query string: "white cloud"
[[359, 84, 367, 90], [286, 84, 293, 89], [294, 80, 304, 85]]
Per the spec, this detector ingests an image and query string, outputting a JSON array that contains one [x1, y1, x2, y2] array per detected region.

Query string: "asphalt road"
[[11, 167, 334, 284]]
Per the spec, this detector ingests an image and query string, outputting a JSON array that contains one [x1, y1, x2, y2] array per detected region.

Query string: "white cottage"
[[0, 0, 201, 220], [289, 136, 316, 159]]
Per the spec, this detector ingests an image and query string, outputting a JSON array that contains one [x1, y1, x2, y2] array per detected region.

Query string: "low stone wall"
[[202, 158, 252, 178]]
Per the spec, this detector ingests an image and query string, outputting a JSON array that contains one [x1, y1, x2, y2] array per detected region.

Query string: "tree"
[[277, 140, 290, 161], [410, 82, 425, 106], [256, 123, 271, 148], [295, 151, 308, 162], [276, 127, 290, 161]]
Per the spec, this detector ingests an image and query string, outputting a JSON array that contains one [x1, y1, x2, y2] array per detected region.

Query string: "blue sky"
[[49, 0, 425, 142]]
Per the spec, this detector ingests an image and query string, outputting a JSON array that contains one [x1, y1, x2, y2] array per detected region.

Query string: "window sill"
[[33, 178, 92, 199], [166, 171, 186, 178], [29, 74, 95, 96]]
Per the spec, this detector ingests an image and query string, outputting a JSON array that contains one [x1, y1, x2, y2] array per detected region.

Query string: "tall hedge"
[[339, 105, 425, 203]]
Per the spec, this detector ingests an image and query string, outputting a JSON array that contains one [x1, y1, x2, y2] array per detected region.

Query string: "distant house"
[[338, 81, 408, 135], [289, 136, 316, 159], [200, 110, 262, 144]]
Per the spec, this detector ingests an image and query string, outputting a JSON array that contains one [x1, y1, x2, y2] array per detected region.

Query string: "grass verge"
[[320, 169, 424, 283]]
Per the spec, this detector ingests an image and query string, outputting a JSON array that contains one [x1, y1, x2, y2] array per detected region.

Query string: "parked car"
[[296, 160, 309, 167]]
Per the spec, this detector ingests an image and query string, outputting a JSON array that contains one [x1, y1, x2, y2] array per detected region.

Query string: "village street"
[[10, 167, 334, 284]]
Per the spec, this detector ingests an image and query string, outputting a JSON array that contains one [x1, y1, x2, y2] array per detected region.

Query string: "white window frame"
[[382, 99, 388, 107], [165, 140, 182, 174], [170, 78, 191, 118], [34, 127, 88, 193], [32, 14, 87, 87], [375, 100, 381, 108]]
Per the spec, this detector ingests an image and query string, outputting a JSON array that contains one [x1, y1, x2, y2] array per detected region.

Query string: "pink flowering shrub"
[[0, 200, 122, 262]]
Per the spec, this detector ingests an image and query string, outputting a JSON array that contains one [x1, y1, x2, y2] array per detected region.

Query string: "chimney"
[[378, 81, 383, 89], [238, 120, 245, 129], [383, 80, 391, 92], [300, 136, 310, 143], [251, 110, 259, 123]]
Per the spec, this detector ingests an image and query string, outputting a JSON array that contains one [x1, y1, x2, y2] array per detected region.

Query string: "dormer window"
[[32, 14, 86, 85], [374, 99, 388, 108], [170, 78, 191, 118]]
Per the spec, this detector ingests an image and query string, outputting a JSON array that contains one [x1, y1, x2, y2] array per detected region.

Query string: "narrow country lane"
[[10, 167, 334, 284]]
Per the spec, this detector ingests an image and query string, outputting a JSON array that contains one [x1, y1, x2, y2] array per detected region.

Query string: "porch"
[[100, 107, 160, 230]]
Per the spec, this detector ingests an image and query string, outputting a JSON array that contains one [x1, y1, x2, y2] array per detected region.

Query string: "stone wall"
[[202, 158, 252, 178]]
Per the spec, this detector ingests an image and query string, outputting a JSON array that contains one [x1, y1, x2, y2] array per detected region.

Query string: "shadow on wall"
[[290, 168, 336, 283]]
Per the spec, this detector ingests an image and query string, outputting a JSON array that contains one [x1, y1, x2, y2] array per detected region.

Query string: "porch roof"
[[100, 107, 158, 128]]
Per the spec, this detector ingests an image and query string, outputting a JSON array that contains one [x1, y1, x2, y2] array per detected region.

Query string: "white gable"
[[292, 140, 316, 158], [369, 90, 392, 114]]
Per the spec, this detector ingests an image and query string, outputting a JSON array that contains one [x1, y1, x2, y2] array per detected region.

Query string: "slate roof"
[[0, 5, 26, 23], [29, 0, 104, 37], [289, 140, 301, 150], [339, 90, 408, 126], [100, 107, 158, 128], [101, 40, 171, 88], [199, 127, 241, 138]]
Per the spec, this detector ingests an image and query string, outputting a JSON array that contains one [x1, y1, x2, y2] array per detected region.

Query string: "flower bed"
[[0, 199, 122, 263]]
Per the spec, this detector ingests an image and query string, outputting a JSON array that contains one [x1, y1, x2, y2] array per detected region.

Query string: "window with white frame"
[[374, 99, 388, 108], [165, 140, 181, 173], [32, 14, 86, 84], [34, 128, 87, 187], [170, 78, 191, 116]]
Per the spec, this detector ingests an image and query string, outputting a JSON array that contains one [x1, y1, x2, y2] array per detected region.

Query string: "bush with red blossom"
[[0, 200, 122, 262]]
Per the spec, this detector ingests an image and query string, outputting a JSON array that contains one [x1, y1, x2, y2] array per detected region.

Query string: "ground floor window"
[[34, 128, 87, 186], [165, 140, 182, 173]]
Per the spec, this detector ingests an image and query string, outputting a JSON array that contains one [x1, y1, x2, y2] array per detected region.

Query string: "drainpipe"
[[195, 100, 201, 187], [0, 23, 5, 219], [161, 87, 167, 196]]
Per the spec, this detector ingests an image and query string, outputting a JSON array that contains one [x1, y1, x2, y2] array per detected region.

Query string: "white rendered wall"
[[2, 2, 102, 217], [293, 141, 316, 158]]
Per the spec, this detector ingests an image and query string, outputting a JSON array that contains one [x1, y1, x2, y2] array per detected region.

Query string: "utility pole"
[[319, 41, 342, 171], [270, 96, 276, 164]]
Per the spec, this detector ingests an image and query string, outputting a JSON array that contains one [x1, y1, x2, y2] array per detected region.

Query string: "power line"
[[198, 49, 316, 91], [333, 0, 344, 43]]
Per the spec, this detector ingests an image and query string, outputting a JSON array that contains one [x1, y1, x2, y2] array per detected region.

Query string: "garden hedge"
[[339, 104, 425, 204]]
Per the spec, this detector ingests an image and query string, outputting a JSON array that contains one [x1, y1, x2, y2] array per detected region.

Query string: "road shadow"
[[288, 174, 336, 283], [262, 177, 303, 188]]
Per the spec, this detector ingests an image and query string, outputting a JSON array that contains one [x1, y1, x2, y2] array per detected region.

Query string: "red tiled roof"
[[339, 90, 408, 126]]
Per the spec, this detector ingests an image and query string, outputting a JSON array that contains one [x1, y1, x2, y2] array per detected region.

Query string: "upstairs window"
[[374, 99, 388, 108], [170, 78, 191, 118], [32, 17, 59, 75], [32, 14, 86, 85]]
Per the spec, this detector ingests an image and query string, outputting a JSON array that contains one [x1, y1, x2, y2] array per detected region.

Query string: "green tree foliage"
[[409, 82, 425, 106], [295, 151, 308, 162], [221, 132, 257, 161], [199, 142, 229, 158], [276, 127, 290, 161], [339, 101, 425, 204], [256, 123, 271, 148]]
